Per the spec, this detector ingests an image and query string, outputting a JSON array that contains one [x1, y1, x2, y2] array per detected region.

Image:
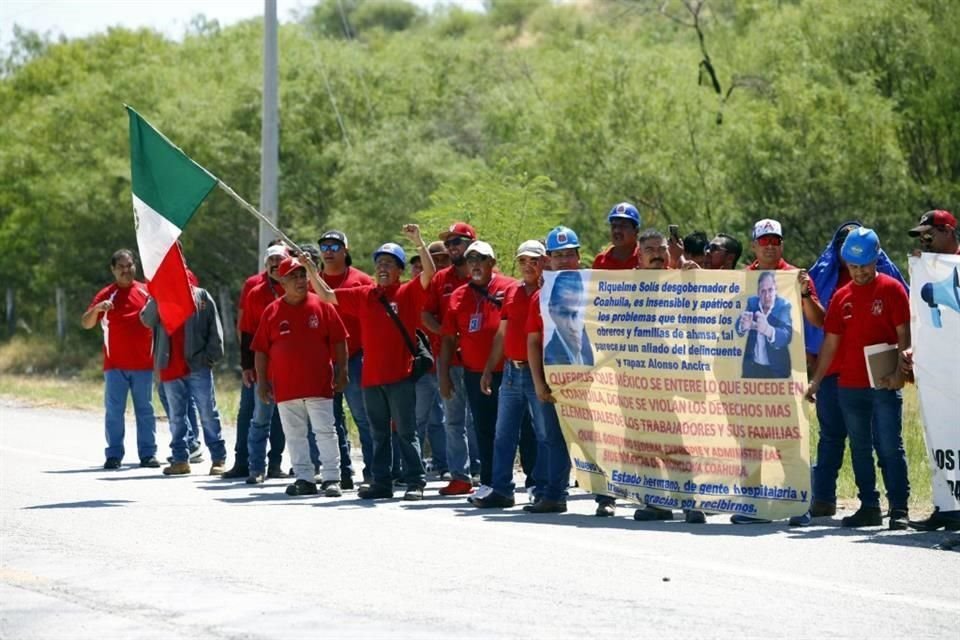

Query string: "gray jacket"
[[140, 287, 224, 374]]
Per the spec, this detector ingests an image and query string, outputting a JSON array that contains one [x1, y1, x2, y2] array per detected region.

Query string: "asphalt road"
[[1, 401, 958, 639]]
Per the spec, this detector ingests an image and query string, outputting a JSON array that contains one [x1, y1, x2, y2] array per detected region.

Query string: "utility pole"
[[258, 0, 279, 263]]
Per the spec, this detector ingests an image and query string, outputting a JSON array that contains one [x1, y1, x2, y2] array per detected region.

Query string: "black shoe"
[[684, 510, 707, 524], [595, 503, 615, 517], [267, 466, 289, 479], [403, 485, 424, 501], [245, 473, 265, 485], [888, 508, 909, 531], [221, 465, 249, 479], [358, 483, 394, 500], [103, 457, 121, 470], [472, 492, 515, 509], [522, 499, 567, 514], [139, 456, 160, 468], [340, 473, 355, 491], [909, 508, 960, 532], [285, 479, 318, 496], [841, 506, 882, 528], [809, 499, 837, 518], [633, 506, 674, 521]]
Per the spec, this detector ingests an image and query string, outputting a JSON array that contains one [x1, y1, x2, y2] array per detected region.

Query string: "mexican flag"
[[127, 106, 218, 334]]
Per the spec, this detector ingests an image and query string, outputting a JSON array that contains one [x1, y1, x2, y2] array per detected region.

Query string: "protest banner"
[[909, 254, 960, 511], [541, 268, 810, 520]]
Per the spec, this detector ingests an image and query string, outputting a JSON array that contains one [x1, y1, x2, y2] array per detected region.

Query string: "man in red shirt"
[[81, 249, 158, 469], [253, 257, 348, 497], [593, 202, 641, 269], [424, 221, 481, 495], [309, 224, 436, 500], [318, 230, 374, 488], [909, 209, 959, 256], [805, 227, 911, 529], [439, 241, 515, 497]]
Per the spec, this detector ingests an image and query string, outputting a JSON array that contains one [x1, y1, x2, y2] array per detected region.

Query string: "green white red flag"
[[127, 106, 217, 334]]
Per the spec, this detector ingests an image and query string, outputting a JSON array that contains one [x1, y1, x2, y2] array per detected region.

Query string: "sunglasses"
[[706, 243, 727, 253], [319, 243, 342, 252], [756, 235, 782, 247], [465, 254, 491, 264], [444, 237, 469, 248]]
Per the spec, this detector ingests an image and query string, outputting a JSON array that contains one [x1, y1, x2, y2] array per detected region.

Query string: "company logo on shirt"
[[842, 302, 853, 321], [308, 314, 319, 329], [443, 283, 454, 296], [871, 299, 883, 316], [279, 320, 291, 336]]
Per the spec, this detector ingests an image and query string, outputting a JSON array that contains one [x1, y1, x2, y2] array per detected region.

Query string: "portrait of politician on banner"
[[541, 270, 595, 366], [737, 271, 793, 379]]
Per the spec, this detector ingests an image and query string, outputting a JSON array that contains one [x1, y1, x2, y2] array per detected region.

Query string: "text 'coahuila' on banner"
[[541, 269, 810, 520]]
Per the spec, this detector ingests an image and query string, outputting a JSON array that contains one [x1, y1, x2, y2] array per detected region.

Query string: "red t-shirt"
[[161, 325, 190, 382], [745, 257, 797, 271], [240, 276, 284, 335], [322, 267, 374, 357], [424, 266, 471, 366], [823, 274, 909, 389], [251, 293, 348, 402], [441, 274, 515, 372], [502, 281, 538, 362], [526, 290, 544, 335], [88, 282, 153, 371], [336, 280, 428, 388], [239, 272, 265, 310], [592, 245, 640, 270]]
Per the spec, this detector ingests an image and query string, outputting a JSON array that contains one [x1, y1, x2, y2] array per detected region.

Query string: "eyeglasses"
[[444, 237, 469, 248], [319, 243, 342, 253], [465, 254, 490, 264], [706, 243, 727, 253], [756, 235, 782, 247]]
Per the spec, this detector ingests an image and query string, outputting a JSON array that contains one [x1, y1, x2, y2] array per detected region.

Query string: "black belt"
[[510, 360, 528, 368]]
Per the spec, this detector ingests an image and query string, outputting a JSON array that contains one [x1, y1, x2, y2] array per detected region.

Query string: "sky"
[[0, 0, 485, 49]]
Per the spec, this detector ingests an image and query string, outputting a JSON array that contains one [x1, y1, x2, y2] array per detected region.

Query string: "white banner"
[[909, 254, 960, 511]]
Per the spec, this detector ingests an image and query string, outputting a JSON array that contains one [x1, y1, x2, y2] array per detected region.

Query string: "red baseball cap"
[[276, 256, 305, 278], [438, 222, 477, 242], [909, 210, 957, 237]]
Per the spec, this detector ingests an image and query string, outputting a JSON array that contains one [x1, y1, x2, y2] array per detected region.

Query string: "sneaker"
[[103, 457, 121, 470], [471, 491, 515, 509], [730, 515, 772, 525], [841, 506, 882, 528], [139, 456, 160, 468], [403, 485, 424, 501], [246, 473, 265, 485], [188, 447, 204, 464], [633, 506, 674, 521], [221, 465, 249, 479], [909, 508, 960, 532], [340, 471, 354, 491], [595, 503, 615, 517], [888, 508, 909, 531], [266, 466, 288, 479], [393, 478, 406, 488], [162, 461, 190, 476], [522, 499, 567, 514], [209, 460, 226, 476], [471, 474, 481, 487], [286, 479, 318, 496], [789, 511, 813, 527], [474, 485, 494, 500], [684, 510, 706, 524], [357, 483, 393, 500], [322, 481, 343, 498], [809, 499, 837, 518], [439, 479, 474, 496], [440, 471, 453, 481]]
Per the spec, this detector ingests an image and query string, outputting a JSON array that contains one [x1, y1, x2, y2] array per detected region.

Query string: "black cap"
[[318, 230, 352, 267]]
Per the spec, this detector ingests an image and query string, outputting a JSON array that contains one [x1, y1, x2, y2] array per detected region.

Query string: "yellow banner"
[[541, 269, 810, 520]]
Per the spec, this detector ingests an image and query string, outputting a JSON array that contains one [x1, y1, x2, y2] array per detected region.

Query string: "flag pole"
[[216, 181, 300, 252]]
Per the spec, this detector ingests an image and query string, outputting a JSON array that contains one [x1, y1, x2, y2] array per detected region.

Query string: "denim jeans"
[[158, 382, 200, 451], [539, 402, 571, 502], [443, 367, 475, 481], [279, 398, 339, 483], [416, 372, 447, 472], [838, 386, 910, 510], [491, 362, 542, 497], [247, 382, 280, 475], [233, 384, 284, 469], [464, 369, 501, 487], [163, 368, 227, 463], [103, 368, 157, 460], [812, 375, 845, 505], [362, 380, 425, 487]]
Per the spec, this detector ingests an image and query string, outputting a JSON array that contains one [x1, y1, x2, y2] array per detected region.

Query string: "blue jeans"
[[158, 382, 200, 451], [233, 384, 284, 469], [247, 383, 278, 475], [363, 380, 425, 487], [103, 369, 157, 460], [491, 362, 542, 497], [812, 375, 845, 504], [163, 369, 227, 463], [443, 367, 477, 481], [539, 402, 571, 502], [838, 386, 910, 510], [345, 352, 373, 479], [416, 372, 447, 472]]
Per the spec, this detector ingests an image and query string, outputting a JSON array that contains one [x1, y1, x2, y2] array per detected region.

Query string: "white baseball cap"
[[752, 218, 783, 239], [464, 240, 496, 259], [263, 244, 289, 263], [515, 240, 546, 258]]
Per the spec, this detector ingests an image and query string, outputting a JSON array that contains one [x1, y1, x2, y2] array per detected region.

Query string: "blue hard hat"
[[607, 202, 641, 226], [546, 226, 580, 252], [840, 227, 880, 266], [373, 242, 406, 269]]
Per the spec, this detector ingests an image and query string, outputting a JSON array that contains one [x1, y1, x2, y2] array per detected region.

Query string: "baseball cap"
[[908, 210, 957, 237], [753, 218, 783, 239], [516, 240, 546, 258], [319, 230, 349, 249], [427, 240, 448, 256], [438, 222, 477, 242], [263, 244, 289, 263], [276, 256, 306, 278], [464, 240, 496, 259]]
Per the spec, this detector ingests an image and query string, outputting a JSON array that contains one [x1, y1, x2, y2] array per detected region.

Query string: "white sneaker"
[[474, 484, 493, 500]]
